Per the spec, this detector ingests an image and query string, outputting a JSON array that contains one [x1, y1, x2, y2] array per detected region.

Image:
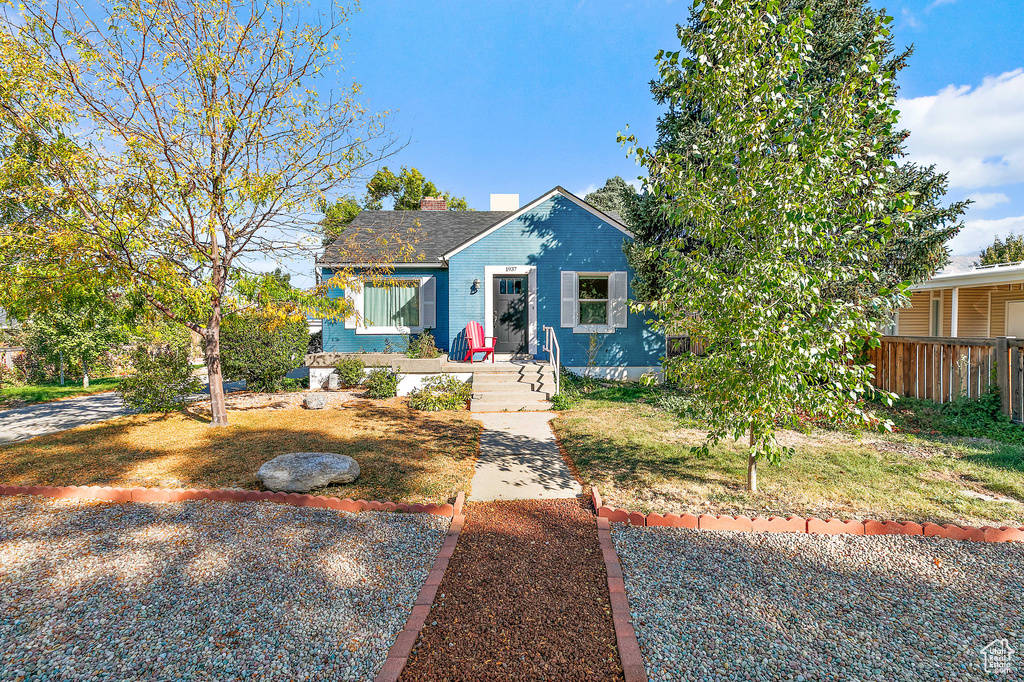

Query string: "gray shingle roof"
[[318, 210, 511, 266]]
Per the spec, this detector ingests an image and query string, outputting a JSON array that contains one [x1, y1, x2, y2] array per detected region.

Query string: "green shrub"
[[887, 388, 1024, 446], [219, 311, 308, 392], [281, 376, 309, 392], [364, 368, 400, 398], [547, 367, 590, 410], [117, 341, 201, 413], [406, 329, 441, 359], [335, 357, 366, 387], [938, 387, 1024, 444], [549, 392, 579, 411], [409, 375, 471, 411]]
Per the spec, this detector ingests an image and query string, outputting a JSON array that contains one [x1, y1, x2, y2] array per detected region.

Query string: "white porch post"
[[951, 287, 959, 337]]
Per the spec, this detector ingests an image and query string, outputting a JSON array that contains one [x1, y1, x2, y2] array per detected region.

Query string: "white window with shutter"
[[353, 275, 435, 335], [561, 271, 628, 334]]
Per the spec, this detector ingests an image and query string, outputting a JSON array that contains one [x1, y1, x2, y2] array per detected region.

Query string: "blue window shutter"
[[561, 271, 577, 328], [421, 276, 437, 329], [610, 271, 628, 328]]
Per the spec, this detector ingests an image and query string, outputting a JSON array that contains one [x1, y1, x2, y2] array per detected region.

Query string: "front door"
[[493, 276, 528, 354]]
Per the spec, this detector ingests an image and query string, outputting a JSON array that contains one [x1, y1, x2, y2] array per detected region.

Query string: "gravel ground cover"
[[0, 495, 449, 681], [613, 525, 1024, 681], [400, 499, 624, 681]]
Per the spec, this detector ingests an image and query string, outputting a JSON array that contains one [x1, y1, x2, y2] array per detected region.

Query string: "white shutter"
[[421, 276, 436, 329], [344, 287, 357, 329], [561, 271, 577, 328], [610, 271, 628, 328]]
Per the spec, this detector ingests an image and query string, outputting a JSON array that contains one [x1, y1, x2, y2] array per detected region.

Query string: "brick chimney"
[[419, 196, 447, 211]]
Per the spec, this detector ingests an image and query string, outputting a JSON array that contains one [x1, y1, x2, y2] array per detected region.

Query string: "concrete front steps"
[[470, 363, 554, 412]]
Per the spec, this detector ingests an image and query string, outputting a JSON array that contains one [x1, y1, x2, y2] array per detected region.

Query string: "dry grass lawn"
[[554, 398, 1024, 528], [0, 401, 480, 504]]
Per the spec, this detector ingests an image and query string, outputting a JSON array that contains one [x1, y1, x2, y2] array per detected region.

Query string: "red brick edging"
[[375, 504, 465, 682], [597, 515, 647, 682], [0, 484, 461, 517], [591, 488, 1024, 543]]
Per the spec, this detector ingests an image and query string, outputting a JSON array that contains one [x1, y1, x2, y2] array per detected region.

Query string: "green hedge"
[[219, 311, 308, 392], [409, 375, 471, 411]]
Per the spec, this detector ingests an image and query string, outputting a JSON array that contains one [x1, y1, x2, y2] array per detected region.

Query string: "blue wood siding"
[[321, 268, 450, 352], [446, 195, 663, 367]]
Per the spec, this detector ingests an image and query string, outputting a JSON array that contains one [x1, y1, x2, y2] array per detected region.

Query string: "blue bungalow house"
[[316, 187, 664, 380]]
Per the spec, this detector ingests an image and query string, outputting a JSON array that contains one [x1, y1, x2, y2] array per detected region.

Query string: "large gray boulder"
[[303, 395, 328, 410], [257, 452, 360, 493]]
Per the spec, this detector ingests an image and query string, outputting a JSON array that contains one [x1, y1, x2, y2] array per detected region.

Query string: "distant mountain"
[[936, 255, 979, 275]]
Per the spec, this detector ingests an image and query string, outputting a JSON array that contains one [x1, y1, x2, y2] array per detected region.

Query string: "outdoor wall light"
[[472, 278, 481, 293]]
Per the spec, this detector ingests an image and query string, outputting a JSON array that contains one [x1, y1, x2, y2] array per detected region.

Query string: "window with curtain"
[[363, 281, 420, 328]]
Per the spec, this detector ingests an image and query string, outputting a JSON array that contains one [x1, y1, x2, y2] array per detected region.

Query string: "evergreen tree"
[[623, 0, 968, 304]]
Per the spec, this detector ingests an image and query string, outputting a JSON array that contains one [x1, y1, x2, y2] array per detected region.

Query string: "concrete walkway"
[[0, 392, 129, 445], [469, 412, 583, 501]]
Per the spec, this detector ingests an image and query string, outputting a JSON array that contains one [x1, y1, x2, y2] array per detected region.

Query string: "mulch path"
[[399, 498, 624, 682]]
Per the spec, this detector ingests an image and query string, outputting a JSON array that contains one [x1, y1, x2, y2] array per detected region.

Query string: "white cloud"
[[948, 214, 1024, 255], [928, 0, 957, 9], [900, 8, 921, 29], [899, 69, 1024, 189], [966, 192, 1011, 210], [576, 183, 599, 198]]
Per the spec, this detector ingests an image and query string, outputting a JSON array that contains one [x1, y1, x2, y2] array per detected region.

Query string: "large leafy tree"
[[622, 0, 910, 491], [26, 293, 132, 388], [623, 0, 967, 305], [0, 0, 408, 426], [978, 233, 1024, 267], [364, 166, 469, 211], [318, 197, 362, 246]]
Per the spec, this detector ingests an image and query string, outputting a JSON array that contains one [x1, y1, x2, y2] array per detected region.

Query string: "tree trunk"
[[82, 362, 89, 389], [747, 428, 757, 493], [59, 351, 64, 386], [204, 320, 229, 427]]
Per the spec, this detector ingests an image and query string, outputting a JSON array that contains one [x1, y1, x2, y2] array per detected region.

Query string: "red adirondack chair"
[[462, 320, 496, 363]]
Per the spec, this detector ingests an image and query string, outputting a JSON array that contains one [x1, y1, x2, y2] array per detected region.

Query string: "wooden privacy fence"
[[869, 336, 1024, 421]]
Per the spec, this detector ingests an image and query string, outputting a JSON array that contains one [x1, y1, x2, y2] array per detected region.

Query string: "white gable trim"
[[441, 186, 633, 260]]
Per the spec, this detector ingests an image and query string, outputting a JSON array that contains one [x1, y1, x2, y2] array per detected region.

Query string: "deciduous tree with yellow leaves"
[[0, 0, 410, 425]]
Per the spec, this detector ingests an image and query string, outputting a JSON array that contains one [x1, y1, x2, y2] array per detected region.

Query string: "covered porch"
[[898, 262, 1024, 339]]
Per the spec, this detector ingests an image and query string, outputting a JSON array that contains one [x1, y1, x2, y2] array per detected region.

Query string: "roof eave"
[[317, 260, 447, 269], [911, 265, 1024, 291]]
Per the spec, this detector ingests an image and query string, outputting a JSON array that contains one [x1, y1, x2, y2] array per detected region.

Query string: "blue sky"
[[327, 0, 1023, 259]]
